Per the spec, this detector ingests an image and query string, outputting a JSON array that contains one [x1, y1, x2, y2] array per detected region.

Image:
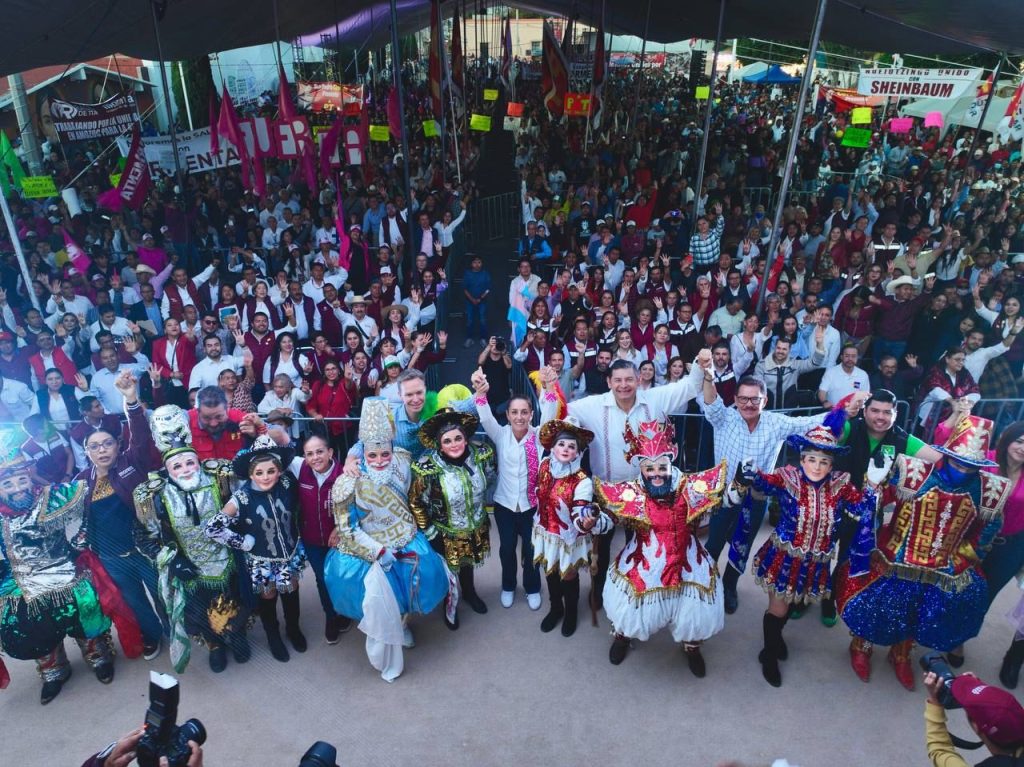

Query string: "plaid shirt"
[[702, 395, 827, 483], [689, 215, 726, 268]]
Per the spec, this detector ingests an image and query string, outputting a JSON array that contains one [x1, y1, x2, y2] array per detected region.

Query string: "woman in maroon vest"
[[287, 433, 352, 644]]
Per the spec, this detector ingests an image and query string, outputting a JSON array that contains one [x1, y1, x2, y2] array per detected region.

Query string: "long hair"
[[996, 421, 1024, 478]]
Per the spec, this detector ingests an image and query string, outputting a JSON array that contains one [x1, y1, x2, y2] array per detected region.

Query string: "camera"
[[298, 741, 339, 767], [492, 337, 506, 353], [137, 671, 207, 767], [920, 651, 960, 709]]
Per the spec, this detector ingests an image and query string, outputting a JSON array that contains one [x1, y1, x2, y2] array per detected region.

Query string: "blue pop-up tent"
[[742, 64, 802, 84]]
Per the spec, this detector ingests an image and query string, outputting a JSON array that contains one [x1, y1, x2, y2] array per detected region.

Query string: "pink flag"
[[387, 87, 402, 141], [277, 63, 317, 191], [319, 117, 343, 180], [97, 124, 151, 212], [62, 228, 90, 274], [336, 177, 351, 267]]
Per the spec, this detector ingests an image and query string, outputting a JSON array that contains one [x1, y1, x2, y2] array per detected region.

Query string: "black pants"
[[493, 505, 540, 594], [302, 543, 337, 620]]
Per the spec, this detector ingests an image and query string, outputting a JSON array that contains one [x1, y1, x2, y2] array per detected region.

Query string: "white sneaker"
[[500, 590, 515, 608], [527, 592, 542, 611], [402, 626, 415, 648]]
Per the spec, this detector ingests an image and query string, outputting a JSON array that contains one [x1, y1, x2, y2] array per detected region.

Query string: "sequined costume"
[[135, 458, 247, 673], [205, 471, 306, 596], [837, 455, 1011, 652], [533, 456, 610, 576], [736, 466, 875, 604], [409, 442, 496, 570], [594, 461, 728, 643], [0, 482, 142, 699]]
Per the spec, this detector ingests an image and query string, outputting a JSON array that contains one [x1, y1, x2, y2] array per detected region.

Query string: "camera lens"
[[299, 741, 338, 767], [178, 719, 207, 746]]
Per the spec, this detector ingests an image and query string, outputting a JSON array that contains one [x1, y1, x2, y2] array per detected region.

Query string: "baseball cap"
[[950, 674, 1024, 747], [383, 354, 401, 369], [379, 266, 393, 275], [135, 264, 157, 276], [626, 220, 637, 228], [0, 332, 13, 342]]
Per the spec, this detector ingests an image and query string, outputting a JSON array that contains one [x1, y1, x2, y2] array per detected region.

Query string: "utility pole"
[[6, 73, 43, 175]]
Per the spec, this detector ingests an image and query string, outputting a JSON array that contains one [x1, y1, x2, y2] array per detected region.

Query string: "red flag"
[[277, 64, 297, 121], [335, 177, 351, 266], [62, 228, 90, 274], [542, 22, 570, 119], [560, 17, 575, 56], [277, 63, 317, 192], [978, 71, 994, 98], [590, 17, 606, 129], [387, 86, 402, 141], [96, 124, 151, 212], [217, 85, 250, 186], [209, 87, 220, 156], [451, 6, 464, 89], [428, 0, 443, 119], [319, 117, 344, 180]]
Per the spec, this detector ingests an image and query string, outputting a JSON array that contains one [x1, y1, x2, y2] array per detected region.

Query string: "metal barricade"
[[466, 191, 520, 245], [744, 186, 775, 214]]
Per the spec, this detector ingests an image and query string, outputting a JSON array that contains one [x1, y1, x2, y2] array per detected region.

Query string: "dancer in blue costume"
[[324, 398, 454, 682]]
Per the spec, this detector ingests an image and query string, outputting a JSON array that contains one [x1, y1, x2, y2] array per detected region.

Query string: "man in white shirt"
[[539, 351, 710, 608], [707, 296, 746, 337], [187, 335, 244, 391], [799, 304, 842, 366], [90, 347, 147, 413], [88, 305, 135, 351], [160, 264, 217, 320], [818, 345, 871, 408], [46, 279, 94, 323], [302, 262, 346, 304], [333, 295, 378, 351], [471, 372, 557, 610], [964, 325, 1020, 382], [0, 371, 38, 421]]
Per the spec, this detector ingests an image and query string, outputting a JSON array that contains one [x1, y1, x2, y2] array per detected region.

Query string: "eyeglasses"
[[735, 395, 764, 405], [85, 438, 117, 452]]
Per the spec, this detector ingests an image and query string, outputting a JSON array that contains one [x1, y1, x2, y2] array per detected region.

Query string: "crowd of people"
[[4, 50, 1024, 765]]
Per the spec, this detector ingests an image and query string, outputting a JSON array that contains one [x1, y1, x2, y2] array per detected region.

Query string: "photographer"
[[81, 728, 203, 767], [924, 671, 1024, 766]]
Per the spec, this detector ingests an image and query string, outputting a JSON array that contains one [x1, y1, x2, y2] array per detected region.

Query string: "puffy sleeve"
[[330, 476, 383, 562], [409, 457, 437, 537]]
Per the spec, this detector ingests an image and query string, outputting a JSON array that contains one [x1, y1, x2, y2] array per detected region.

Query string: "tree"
[[171, 56, 215, 130]]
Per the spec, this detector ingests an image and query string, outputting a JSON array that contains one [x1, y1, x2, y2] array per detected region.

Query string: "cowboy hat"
[[539, 416, 594, 451], [231, 434, 296, 479], [418, 407, 479, 450]]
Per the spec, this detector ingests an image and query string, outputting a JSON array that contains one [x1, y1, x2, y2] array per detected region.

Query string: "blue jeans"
[[493, 505, 540, 594], [466, 298, 488, 341], [99, 550, 166, 644], [704, 498, 768, 574], [873, 338, 907, 368], [303, 543, 337, 620]]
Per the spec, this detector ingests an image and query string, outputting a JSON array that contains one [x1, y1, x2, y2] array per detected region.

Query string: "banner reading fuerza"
[[856, 67, 982, 99]]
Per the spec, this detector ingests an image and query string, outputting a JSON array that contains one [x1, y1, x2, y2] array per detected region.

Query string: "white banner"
[[142, 127, 241, 175], [857, 67, 982, 99]]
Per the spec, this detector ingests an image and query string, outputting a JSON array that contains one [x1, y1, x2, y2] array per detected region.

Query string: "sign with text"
[[924, 111, 944, 128], [20, 175, 58, 198], [695, 86, 710, 100], [422, 120, 439, 137], [850, 106, 873, 124], [857, 67, 982, 99], [49, 92, 138, 142], [483, 88, 499, 101], [506, 102, 524, 117], [368, 125, 390, 141], [840, 126, 872, 148], [503, 116, 521, 131], [469, 113, 492, 131], [563, 92, 592, 117]]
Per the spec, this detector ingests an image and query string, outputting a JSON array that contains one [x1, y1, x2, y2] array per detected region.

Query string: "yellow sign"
[[483, 88, 499, 101], [368, 125, 390, 141], [422, 120, 439, 137], [469, 114, 492, 131], [850, 106, 873, 124], [20, 175, 58, 199], [695, 86, 710, 100], [109, 173, 122, 187]]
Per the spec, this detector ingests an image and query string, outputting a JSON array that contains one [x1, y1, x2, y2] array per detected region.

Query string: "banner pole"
[[966, 54, 1006, 161], [389, 0, 415, 273], [148, 0, 186, 194], [629, 0, 652, 135], [757, 0, 829, 317], [694, 0, 726, 216]]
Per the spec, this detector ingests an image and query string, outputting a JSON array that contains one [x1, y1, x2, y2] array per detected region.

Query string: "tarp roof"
[[1, 0, 1020, 77], [742, 65, 801, 84]]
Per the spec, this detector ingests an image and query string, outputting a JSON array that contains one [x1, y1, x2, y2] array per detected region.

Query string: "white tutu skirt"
[[602, 546, 725, 643], [532, 526, 590, 576]]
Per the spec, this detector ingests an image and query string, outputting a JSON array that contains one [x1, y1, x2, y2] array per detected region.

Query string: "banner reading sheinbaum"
[[857, 67, 982, 99], [49, 93, 138, 142]]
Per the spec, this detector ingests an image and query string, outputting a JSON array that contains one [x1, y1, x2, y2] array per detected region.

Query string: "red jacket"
[[151, 336, 197, 387], [188, 407, 247, 461], [307, 380, 353, 436], [28, 348, 77, 386]]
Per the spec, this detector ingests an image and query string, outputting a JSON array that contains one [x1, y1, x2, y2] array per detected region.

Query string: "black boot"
[[609, 634, 630, 665], [258, 596, 289, 662], [541, 574, 564, 633], [777, 612, 790, 661], [1001, 638, 1024, 689], [722, 564, 740, 615], [759, 613, 784, 687], [227, 631, 251, 663], [684, 643, 707, 678], [561, 578, 580, 638], [459, 567, 487, 614], [281, 591, 307, 653], [208, 645, 227, 673]]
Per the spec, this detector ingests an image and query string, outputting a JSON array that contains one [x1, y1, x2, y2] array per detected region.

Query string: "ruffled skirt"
[[324, 532, 450, 621], [753, 534, 833, 604], [532, 526, 590, 576]]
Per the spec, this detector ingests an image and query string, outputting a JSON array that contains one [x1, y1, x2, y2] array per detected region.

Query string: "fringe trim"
[[767, 533, 836, 564], [884, 561, 976, 593], [0, 572, 90, 618], [608, 567, 718, 607], [753, 573, 831, 605]]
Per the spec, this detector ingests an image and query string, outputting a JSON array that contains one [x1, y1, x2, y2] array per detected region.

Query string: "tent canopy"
[[0, 0, 1022, 77], [742, 64, 801, 84]]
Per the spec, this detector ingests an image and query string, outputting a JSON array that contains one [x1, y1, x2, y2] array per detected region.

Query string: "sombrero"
[[232, 434, 296, 478], [418, 407, 479, 450], [539, 416, 594, 451]]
